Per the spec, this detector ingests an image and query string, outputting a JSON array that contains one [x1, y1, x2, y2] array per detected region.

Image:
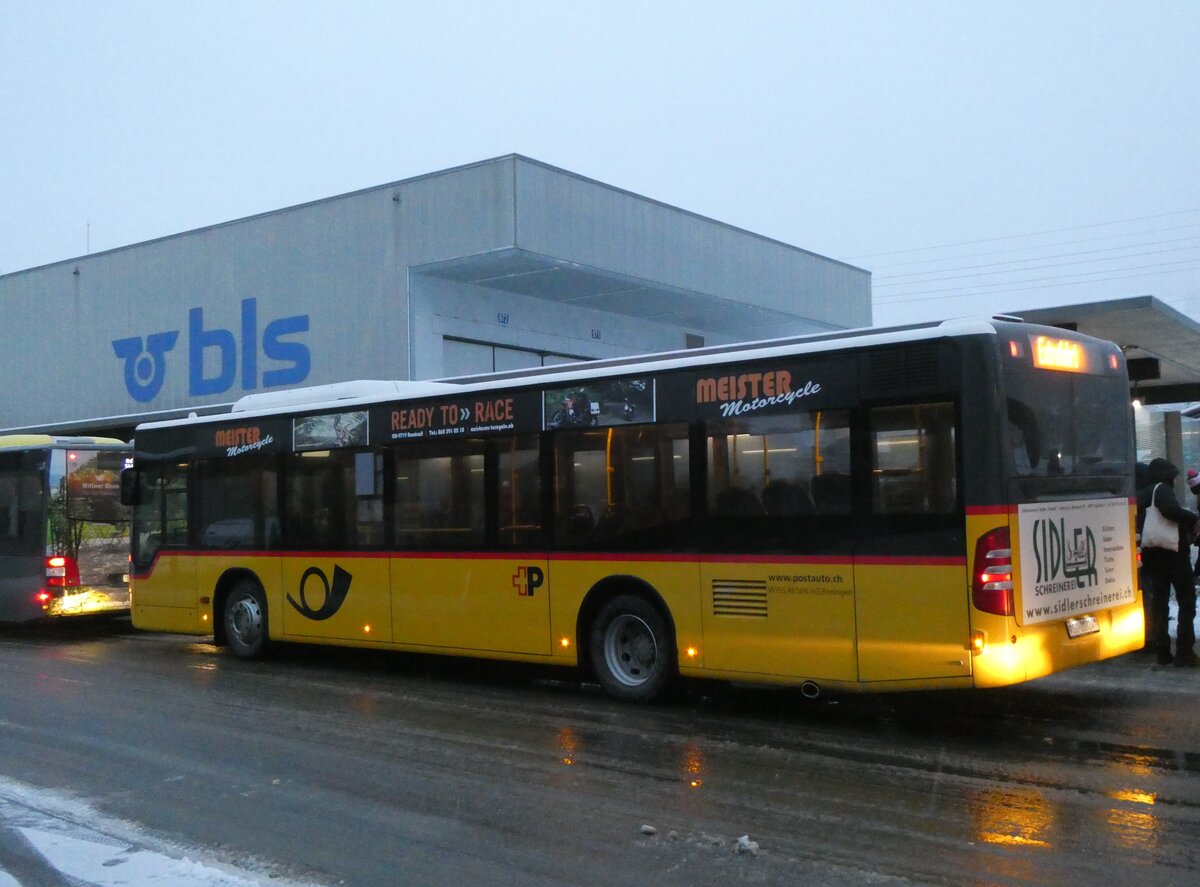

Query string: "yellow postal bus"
[[122, 318, 1141, 700]]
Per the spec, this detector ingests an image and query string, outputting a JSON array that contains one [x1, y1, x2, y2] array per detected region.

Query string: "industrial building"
[[0, 155, 871, 439]]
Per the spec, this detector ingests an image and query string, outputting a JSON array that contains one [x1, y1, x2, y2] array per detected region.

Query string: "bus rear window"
[[1003, 369, 1129, 478], [65, 450, 126, 522]]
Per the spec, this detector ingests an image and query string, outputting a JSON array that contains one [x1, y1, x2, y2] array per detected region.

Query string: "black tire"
[[589, 594, 676, 703], [223, 579, 269, 659]]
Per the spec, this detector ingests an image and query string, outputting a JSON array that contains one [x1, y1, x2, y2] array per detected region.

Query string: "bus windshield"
[[1004, 367, 1129, 478], [48, 448, 131, 597]]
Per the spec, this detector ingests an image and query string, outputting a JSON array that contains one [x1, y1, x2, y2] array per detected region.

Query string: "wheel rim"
[[603, 613, 658, 687], [228, 594, 263, 649]]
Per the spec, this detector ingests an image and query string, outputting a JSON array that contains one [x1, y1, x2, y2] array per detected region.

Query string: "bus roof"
[[0, 434, 128, 451], [133, 316, 1111, 431]]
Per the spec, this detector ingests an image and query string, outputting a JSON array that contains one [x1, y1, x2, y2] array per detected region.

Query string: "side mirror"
[[119, 467, 140, 507]]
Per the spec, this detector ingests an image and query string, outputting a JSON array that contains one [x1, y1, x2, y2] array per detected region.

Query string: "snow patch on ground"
[[19, 827, 267, 886], [0, 775, 321, 887]]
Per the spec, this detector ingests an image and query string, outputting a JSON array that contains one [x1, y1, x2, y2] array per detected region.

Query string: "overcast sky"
[[3, 1, 1198, 326]]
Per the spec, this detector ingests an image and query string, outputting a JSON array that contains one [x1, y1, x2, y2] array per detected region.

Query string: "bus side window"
[[553, 424, 689, 551], [705, 409, 851, 550], [197, 455, 277, 550], [497, 435, 542, 549], [131, 465, 187, 569], [0, 452, 44, 556], [869, 402, 958, 514], [393, 440, 485, 550], [163, 471, 190, 546]]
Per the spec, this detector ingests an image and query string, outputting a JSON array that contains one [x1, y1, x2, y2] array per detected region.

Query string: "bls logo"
[[111, 297, 310, 403], [289, 565, 353, 621], [112, 331, 179, 402], [512, 565, 544, 597]]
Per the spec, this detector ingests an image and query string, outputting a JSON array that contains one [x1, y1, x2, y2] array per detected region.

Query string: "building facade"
[[1, 155, 870, 437]]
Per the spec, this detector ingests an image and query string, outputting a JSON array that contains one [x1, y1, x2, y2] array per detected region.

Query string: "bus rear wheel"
[[589, 594, 676, 703], [224, 580, 269, 659]]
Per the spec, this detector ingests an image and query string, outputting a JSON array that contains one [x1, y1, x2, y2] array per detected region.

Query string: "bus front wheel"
[[589, 594, 676, 703], [224, 580, 269, 659]]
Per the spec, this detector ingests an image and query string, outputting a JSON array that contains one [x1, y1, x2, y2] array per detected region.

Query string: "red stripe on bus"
[[853, 556, 967, 566], [965, 505, 1013, 515], [552, 552, 714, 563], [967, 500, 1136, 515], [699, 554, 855, 565]]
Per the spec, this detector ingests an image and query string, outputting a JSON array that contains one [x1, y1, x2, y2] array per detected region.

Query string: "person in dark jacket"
[[1137, 458, 1199, 666], [1188, 468, 1200, 576]]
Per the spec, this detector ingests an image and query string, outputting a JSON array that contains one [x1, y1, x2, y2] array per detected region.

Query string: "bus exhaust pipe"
[[800, 681, 821, 699]]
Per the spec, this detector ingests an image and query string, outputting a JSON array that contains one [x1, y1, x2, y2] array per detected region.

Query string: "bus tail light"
[[973, 527, 1014, 616], [46, 555, 81, 588]]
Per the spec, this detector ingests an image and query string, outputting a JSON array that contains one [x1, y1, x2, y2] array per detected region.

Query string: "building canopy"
[[1012, 296, 1200, 406]]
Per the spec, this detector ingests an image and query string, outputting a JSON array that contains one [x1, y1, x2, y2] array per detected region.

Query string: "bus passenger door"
[[386, 436, 551, 655], [130, 467, 198, 633], [854, 402, 972, 683]]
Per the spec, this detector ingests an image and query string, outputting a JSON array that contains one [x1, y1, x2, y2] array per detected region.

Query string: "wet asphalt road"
[[0, 619, 1197, 886]]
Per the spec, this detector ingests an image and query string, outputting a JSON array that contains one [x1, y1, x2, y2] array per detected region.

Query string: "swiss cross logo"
[[512, 565, 544, 597]]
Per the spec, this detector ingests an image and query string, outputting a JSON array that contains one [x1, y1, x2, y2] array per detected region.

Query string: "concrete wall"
[[408, 276, 695, 380]]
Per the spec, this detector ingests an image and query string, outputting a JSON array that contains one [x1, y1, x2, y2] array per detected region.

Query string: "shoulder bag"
[[1142, 483, 1179, 551]]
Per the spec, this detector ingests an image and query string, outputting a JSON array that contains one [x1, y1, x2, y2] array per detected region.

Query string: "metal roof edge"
[[0, 155, 526, 281]]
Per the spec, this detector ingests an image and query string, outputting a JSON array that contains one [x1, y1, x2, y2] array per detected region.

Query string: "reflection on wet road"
[[1, 620, 1198, 885]]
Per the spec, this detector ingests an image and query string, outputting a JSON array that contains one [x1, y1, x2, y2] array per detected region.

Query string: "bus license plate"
[[1065, 615, 1099, 638]]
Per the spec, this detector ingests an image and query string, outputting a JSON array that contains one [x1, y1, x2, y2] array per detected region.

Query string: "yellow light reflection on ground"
[[1110, 752, 1157, 779], [980, 833, 1052, 848], [970, 788, 1055, 849], [1106, 807, 1160, 850], [1104, 786, 1161, 850], [1108, 789, 1156, 805], [557, 726, 578, 766], [679, 742, 706, 789]]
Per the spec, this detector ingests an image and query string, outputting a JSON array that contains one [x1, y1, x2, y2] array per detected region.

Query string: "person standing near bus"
[[1188, 468, 1200, 576], [1135, 461, 1151, 652], [1138, 458, 1199, 666]]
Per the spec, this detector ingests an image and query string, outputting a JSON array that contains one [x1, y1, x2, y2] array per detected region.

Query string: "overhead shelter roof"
[[1010, 296, 1200, 406]]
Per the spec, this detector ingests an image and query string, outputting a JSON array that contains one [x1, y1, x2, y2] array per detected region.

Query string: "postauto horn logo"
[[112, 298, 310, 403]]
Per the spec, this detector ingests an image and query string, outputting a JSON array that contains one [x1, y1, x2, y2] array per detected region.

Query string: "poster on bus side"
[[1015, 497, 1135, 625], [541, 378, 655, 430]]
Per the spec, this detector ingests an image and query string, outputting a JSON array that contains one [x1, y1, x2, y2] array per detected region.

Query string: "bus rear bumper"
[[972, 602, 1144, 688]]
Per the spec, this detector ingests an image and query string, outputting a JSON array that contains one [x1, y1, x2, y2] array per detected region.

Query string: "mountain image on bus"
[[120, 318, 1142, 701], [0, 435, 133, 622]]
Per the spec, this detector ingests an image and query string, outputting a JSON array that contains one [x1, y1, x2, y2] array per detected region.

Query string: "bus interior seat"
[[811, 473, 851, 513], [762, 480, 815, 516], [565, 504, 594, 538]]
